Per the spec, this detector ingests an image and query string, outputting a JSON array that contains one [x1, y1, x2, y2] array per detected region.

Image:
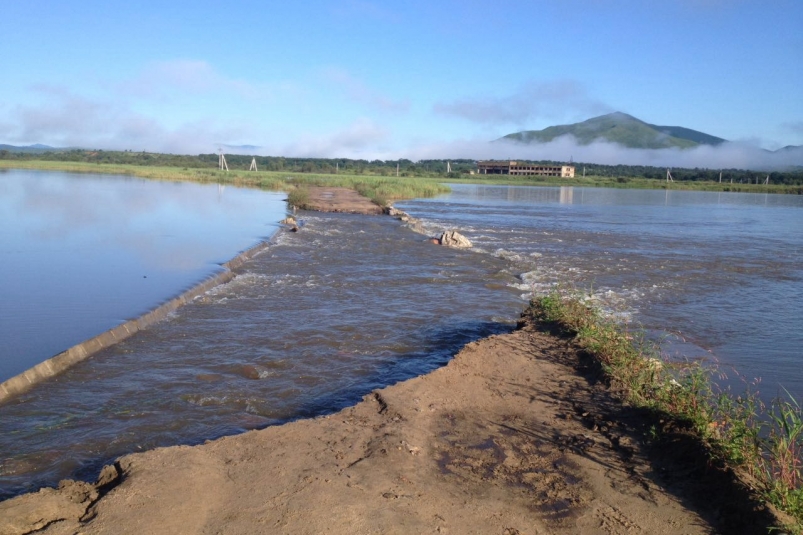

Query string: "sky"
[[1, 0, 801, 168]]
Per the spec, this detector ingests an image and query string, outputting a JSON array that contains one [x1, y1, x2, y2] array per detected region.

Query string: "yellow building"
[[477, 161, 575, 178]]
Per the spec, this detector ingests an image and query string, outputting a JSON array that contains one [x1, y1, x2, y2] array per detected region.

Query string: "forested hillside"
[[501, 112, 727, 149]]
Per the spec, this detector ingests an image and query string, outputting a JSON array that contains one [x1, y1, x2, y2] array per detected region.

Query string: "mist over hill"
[[0, 144, 63, 154], [483, 113, 801, 170], [501, 112, 727, 149]]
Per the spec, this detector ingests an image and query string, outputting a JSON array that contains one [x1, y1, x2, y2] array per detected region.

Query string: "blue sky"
[[1, 0, 801, 166]]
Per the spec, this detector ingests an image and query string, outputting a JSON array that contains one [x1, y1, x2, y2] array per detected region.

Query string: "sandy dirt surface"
[[299, 187, 384, 215], [0, 319, 774, 535]]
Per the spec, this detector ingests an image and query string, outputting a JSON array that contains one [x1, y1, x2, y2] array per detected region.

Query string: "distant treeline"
[[1, 149, 801, 185], [574, 163, 803, 185]]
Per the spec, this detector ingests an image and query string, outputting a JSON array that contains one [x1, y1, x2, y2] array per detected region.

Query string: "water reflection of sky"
[[0, 170, 287, 381]]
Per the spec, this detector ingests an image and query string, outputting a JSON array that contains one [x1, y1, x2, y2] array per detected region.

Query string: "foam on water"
[[397, 184, 803, 398]]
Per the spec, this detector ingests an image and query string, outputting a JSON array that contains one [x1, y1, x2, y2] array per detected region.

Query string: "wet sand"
[[301, 186, 385, 215]]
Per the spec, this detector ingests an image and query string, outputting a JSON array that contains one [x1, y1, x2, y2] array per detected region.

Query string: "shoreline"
[[0, 317, 776, 534], [1, 184, 388, 405], [0, 236, 277, 405], [1, 184, 403, 407]]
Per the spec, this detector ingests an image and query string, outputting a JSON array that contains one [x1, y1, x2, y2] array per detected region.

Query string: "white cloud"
[[782, 120, 803, 138], [321, 68, 409, 113], [280, 118, 390, 158], [1, 85, 253, 153], [122, 60, 266, 100], [433, 80, 611, 126], [11, 87, 120, 145]]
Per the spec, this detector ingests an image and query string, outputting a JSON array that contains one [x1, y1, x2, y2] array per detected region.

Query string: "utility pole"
[[249, 157, 257, 171], [666, 169, 674, 182], [218, 149, 228, 171]]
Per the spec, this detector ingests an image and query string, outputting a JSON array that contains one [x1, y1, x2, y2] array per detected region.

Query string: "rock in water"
[[279, 216, 300, 232], [439, 231, 472, 248]]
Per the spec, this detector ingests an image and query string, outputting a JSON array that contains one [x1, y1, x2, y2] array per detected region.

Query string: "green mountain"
[[501, 112, 727, 149], [0, 143, 64, 153], [776, 145, 801, 153]]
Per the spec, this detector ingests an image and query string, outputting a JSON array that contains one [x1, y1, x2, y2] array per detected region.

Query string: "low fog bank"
[[4, 133, 800, 172], [249, 134, 802, 172], [390, 136, 803, 171]]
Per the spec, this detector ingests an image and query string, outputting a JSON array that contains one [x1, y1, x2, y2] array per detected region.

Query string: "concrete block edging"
[[0, 240, 272, 405]]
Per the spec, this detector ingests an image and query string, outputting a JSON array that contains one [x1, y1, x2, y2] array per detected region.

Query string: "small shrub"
[[286, 187, 311, 209]]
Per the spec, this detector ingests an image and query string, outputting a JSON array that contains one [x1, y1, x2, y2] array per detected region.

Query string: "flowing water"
[[1, 177, 801, 500], [399, 185, 803, 394], [0, 180, 519, 498]]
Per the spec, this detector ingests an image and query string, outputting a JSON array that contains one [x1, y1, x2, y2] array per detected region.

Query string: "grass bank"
[[0, 160, 450, 206], [4, 160, 802, 196], [528, 293, 803, 533]]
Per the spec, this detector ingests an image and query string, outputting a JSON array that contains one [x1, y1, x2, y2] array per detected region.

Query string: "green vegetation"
[[2, 149, 802, 195], [0, 143, 58, 154], [568, 162, 803, 187], [501, 112, 725, 149], [528, 293, 803, 532], [0, 148, 483, 177], [286, 187, 311, 210], [0, 160, 450, 206]]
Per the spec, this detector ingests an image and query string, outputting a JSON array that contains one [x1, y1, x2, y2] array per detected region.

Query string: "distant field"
[[1, 159, 800, 196], [0, 160, 450, 206]]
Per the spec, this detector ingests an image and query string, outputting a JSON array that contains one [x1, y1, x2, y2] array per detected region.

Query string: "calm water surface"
[[1, 179, 801, 500], [0, 169, 286, 381]]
